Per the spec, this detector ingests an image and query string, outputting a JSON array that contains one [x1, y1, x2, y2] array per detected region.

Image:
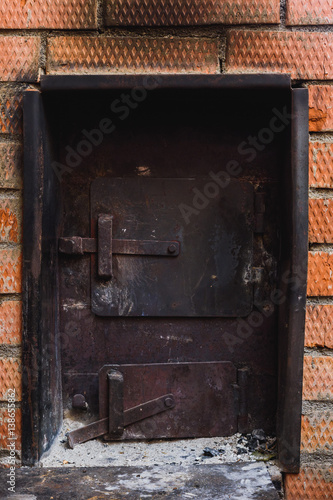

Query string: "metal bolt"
[[72, 394, 88, 410], [168, 244, 177, 254], [164, 396, 174, 408]]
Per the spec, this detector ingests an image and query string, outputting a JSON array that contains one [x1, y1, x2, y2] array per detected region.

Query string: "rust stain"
[[0, 208, 18, 242], [309, 107, 328, 131]]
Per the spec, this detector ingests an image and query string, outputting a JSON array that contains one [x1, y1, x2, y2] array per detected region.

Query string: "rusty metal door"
[[57, 86, 283, 442]]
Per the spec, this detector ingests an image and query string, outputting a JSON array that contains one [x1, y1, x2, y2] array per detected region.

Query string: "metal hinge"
[[59, 214, 180, 279], [67, 369, 175, 448]]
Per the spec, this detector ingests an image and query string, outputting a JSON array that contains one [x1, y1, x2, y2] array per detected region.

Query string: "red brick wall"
[[0, 1, 332, 496]]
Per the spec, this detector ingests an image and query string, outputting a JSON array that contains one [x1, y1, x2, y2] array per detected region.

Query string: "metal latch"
[[59, 214, 180, 278], [67, 369, 175, 448]]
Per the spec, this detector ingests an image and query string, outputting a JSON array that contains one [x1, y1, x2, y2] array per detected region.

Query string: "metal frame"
[[22, 75, 308, 471]]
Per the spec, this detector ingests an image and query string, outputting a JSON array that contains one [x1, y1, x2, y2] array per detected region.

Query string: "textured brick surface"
[[309, 86, 333, 132], [285, 467, 333, 499], [0, 248, 22, 294], [0, 37, 40, 82], [0, 407, 21, 451], [105, 0, 280, 25], [0, 0, 97, 29], [286, 0, 333, 26], [47, 36, 219, 74], [0, 91, 23, 135], [0, 301, 22, 345], [0, 142, 22, 189], [226, 31, 333, 80], [309, 142, 333, 188], [306, 305, 333, 348], [0, 359, 21, 401], [309, 199, 333, 244], [301, 412, 333, 453], [307, 252, 333, 296], [303, 356, 333, 401], [0, 197, 21, 244]]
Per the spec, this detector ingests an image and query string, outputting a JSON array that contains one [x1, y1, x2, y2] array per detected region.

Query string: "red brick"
[[307, 252, 333, 296], [0, 197, 21, 244], [305, 305, 333, 348], [309, 199, 333, 244], [0, 0, 97, 29], [303, 356, 333, 401], [285, 466, 333, 499], [309, 86, 333, 132], [0, 91, 23, 135], [226, 31, 333, 80], [309, 142, 333, 188], [286, 0, 333, 26], [0, 248, 22, 294], [105, 0, 280, 25], [47, 36, 219, 75], [0, 301, 22, 345], [0, 407, 21, 451], [0, 358, 21, 401], [301, 412, 333, 453], [0, 37, 40, 82]]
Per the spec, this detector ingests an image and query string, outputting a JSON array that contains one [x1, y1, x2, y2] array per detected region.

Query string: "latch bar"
[[67, 393, 175, 448], [59, 213, 180, 280], [59, 237, 180, 257]]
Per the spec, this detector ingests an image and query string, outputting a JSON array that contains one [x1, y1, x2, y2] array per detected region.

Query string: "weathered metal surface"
[[108, 370, 124, 435], [99, 362, 238, 440], [124, 393, 175, 426], [22, 89, 62, 465], [98, 214, 113, 277], [0, 464, 280, 499], [105, 0, 280, 26], [277, 88, 308, 473], [59, 236, 180, 256], [68, 417, 108, 448], [40, 74, 292, 91], [91, 177, 254, 317]]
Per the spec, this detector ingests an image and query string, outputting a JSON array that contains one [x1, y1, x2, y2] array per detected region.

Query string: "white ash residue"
[[41, 416, 276, 469]]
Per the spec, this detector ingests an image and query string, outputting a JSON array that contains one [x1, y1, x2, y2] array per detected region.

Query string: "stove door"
[[90, 177, 254, 317]]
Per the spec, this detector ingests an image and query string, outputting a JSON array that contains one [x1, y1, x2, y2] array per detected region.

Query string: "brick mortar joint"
[[309, 189, 333, 199], [309, 244, 333, 253], [0, 347, 22, 358], [304, 347, 333, 357]]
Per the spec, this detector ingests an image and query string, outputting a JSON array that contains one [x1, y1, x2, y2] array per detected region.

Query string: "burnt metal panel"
[[22, 90, 62, 464], [99, 362, 238, 439], [277, 88, 309, 473], [40, 74, 291, 92], [91, 177, 254, 317]]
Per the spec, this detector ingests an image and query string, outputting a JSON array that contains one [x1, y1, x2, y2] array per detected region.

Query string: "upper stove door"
[[90, 177, 254, 317]]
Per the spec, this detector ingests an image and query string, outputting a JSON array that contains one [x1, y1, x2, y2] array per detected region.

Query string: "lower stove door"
[[99, 361, 238, 440]]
